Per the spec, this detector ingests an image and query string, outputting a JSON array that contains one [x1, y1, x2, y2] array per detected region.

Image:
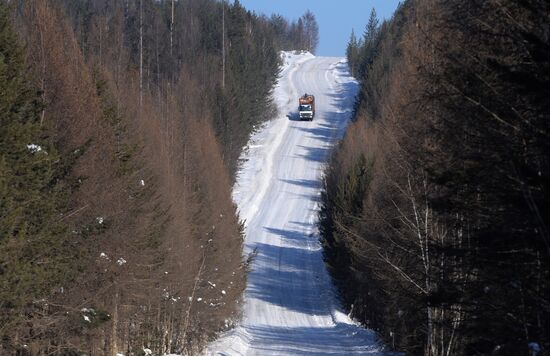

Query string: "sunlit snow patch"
[[27, 144, 42, 153]]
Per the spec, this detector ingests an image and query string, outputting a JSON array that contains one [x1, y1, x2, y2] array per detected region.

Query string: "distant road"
[[207, 52, 386, 356]]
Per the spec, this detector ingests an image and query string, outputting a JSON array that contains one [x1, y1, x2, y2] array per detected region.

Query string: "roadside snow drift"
[[207, 52, 386, 355]]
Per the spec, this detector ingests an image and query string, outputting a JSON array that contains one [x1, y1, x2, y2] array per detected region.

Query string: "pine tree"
[[364, 8, 379, 44], [0, 2, 75, 341], [358, 8, 379, 77], [346, 28, 359, 77]]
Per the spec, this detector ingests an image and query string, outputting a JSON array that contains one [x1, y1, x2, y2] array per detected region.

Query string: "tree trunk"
[[139, 0, 143, 108], [222, 0, 225, 89], [170, 0, 174, 57]]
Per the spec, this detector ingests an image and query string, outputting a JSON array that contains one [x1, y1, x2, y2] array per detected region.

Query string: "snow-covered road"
[[207, 52, 385, 355]]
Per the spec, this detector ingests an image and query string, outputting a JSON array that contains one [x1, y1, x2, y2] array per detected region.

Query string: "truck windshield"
[[299, 104, 312, 111]]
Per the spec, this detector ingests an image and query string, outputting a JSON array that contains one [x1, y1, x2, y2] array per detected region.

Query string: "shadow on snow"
[[247, 239, 329, 316], [244, 324, 383, 355], [279, 178, 321, 190]]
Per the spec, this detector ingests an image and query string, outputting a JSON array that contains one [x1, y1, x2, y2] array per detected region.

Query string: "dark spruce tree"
[[346, 28, 361, 77], [0, 2, 78, 345]]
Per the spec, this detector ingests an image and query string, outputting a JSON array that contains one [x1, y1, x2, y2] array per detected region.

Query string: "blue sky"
[[238, 0, 403, 56]]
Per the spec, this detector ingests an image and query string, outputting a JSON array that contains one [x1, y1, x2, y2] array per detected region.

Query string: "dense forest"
[[322, 0, 549, 355], [0, 0, 318, 354]]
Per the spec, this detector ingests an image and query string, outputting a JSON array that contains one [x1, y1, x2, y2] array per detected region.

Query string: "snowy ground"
[[206, 52, 387, 355]]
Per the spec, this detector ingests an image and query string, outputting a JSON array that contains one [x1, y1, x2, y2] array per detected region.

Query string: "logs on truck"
[[298, 94, 315, 121]]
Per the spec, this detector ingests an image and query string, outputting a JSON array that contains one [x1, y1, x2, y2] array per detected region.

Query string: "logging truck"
[[298, 94, 315, 121]]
